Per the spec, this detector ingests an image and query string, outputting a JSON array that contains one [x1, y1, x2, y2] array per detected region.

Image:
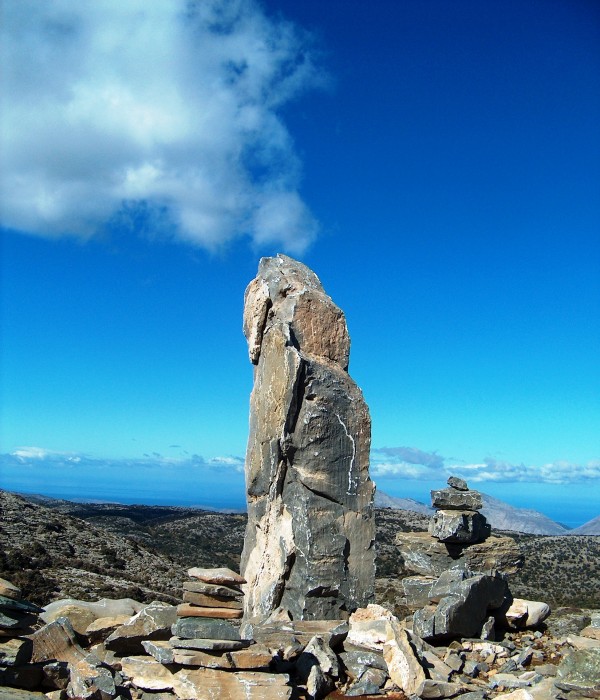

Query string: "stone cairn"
[[396, 476, 552, 643], [241, 254, 375, 623]]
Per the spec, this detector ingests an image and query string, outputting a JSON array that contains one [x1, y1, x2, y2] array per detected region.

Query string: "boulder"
[[413, 570, 508, 640], [428, 510, 490, 544], [175, 604, 242, 619], [494, 598, 551, 630], [447, 476, 469, 491], [41, 598, 143, 627], [241, 255, 375, 623], [182, 591, 243, 609], [395, 531, 523, 576]]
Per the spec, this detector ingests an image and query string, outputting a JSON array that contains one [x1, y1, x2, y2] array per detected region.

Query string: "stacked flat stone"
[[0, 576, 42, 690], [177, 567, 245, 621], [428, 475, 491, 544], [162, 567, 270, 669]]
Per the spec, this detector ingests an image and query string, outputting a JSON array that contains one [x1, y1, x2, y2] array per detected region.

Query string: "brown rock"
[[241, 255, 375, 623], [0, 577, 21, 601], [172, 649, 233, 668], [84, 615, 132, 644], [229, 644, 274, 670], [176, 604, 243, 619], [182, 591, 243, 609]]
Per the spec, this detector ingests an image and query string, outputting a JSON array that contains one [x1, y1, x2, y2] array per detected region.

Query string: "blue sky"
[[1, 0, 599, 525]]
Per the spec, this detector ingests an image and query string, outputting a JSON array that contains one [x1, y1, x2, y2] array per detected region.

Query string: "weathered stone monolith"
[[241, 255, 375, 623]]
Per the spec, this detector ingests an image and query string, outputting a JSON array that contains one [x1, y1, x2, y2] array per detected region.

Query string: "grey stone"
[[346, 667, 387, 695], [418, 679, 470, 698], [443, 650, 465, 674], [447, 476, 469, 491], [171, 615, 241, 641], [431, 488, 483, 511], [339, 649, 387, 680], [182, 580, 243, 598], [0, 690, 47, 700], [429, 510, 490, 544], [0, 596, 43, 614], [0, 610, 36, 631], [556, 648, 600, 695], [462, 659, 480, 677], [489, 672, 533, 689], [395, 531, 523, 576], [105, 602, 177, 654], [169, 636, 247, 651], [141, 640, 174, 664], [413, 571, 508, 641], [403, 576, 436, 608], [480, 615, 496, 640], [516, 647, 534, 668], [241, 255, 375, 623]]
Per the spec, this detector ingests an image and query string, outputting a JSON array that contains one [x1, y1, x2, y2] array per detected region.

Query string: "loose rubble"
[[3, 559, 598, 700]]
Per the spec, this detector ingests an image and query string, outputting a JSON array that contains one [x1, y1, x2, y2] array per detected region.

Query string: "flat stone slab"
[[182, 591, 243, 609], [172, 616, 241, 640], [170, 637, 249, 651], [176, 604, 242, 619], [121, 656, 291, 699], [187, 567, 246, 585], [431, 488, 483, 511], [183, 580, 243, 598], [0, 577, 22, 601]]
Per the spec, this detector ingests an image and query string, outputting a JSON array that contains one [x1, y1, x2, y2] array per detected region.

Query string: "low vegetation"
[[1, 490, 598, 609]]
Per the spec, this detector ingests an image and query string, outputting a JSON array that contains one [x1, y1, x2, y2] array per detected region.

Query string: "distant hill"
[[374, 490, 433, 515], [480, 493, 569, 535], [375, 487, 569, 536], [569, 514, 600, 535]]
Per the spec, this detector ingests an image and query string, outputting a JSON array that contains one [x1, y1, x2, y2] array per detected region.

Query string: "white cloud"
[[11, 446, 81, 462], [372, 446, 600, 486], [0, 0, 322, 252]]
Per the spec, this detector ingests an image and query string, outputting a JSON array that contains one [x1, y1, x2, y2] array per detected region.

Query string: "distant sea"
[[1, 457, 597, 527]]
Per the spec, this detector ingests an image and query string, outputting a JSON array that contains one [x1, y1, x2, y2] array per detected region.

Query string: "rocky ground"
[[1, 489, 599, 698]]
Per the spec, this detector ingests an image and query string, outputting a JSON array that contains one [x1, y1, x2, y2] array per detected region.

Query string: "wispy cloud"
[[372, 447, 600, 485], [5, 447, 244, 473], [0, 0, 323, 253]]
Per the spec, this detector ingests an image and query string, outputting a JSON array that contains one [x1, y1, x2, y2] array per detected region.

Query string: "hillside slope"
[[569, 514, 600, 535], [0, 490, 186, 604]]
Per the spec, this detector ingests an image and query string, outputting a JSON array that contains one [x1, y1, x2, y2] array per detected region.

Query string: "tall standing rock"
[[241, 255, 375, 623]]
